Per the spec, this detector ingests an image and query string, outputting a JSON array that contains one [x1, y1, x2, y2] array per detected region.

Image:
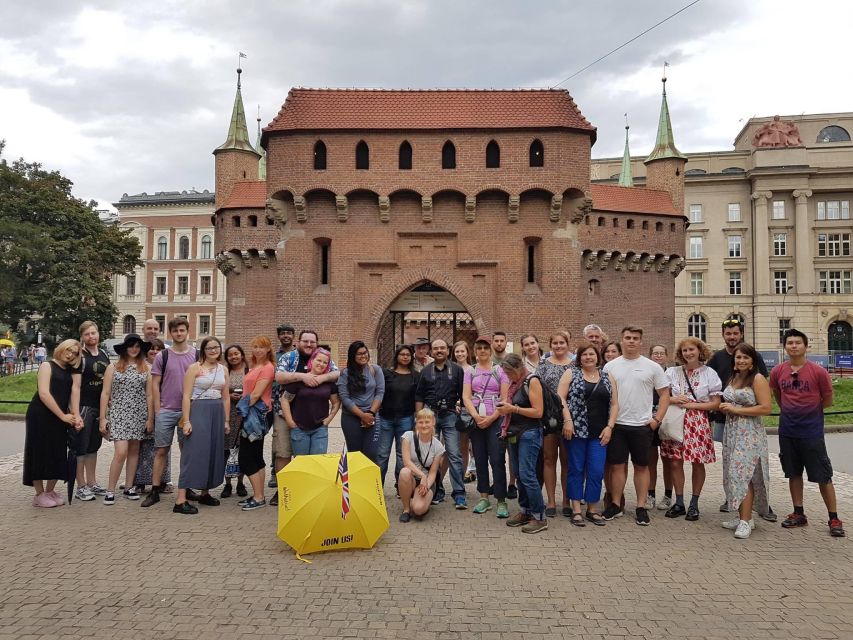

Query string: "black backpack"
[[525, 374, 564, 435]]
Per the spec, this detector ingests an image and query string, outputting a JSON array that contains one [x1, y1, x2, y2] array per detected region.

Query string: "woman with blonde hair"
[[398, 408, 446, 523], [452, 340, 477, 484], [23, 339, 83, 507], [175, 337, 230, 514], [99, 334, 153, 504], [662, 336, 722, 522], [237, 335, 276, 510], [537, 330, 573, 518]]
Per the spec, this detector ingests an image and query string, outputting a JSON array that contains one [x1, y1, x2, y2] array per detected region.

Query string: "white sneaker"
[[657, 495, 672, 511], [647, 495, 656, 510], [723, 517, 754, 530], [734, 519, 753, 539], [90, 483, 107, 496], [75, 486, 95, 502]]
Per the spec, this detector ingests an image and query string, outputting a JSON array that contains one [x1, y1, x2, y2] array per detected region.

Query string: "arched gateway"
[[376, 283, 477, 367]]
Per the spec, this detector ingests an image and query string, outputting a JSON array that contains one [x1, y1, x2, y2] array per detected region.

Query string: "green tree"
[[0, 141, 142, 340]]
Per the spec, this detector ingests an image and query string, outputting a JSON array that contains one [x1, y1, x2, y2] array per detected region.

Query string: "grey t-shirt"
[[402, 431, 445, 473]]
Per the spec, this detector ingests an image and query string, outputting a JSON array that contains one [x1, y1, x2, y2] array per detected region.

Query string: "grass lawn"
[[0, 372, 36, 414], [3, 371, 853, 425]]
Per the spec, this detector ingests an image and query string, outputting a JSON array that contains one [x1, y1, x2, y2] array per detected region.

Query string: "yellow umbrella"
[[0, 339, 14, 347], [276, 451, 389, 561]]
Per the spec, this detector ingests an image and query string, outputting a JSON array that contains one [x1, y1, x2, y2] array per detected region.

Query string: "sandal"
[[585, 512, 606, 526], [570, 512, 586, 527]]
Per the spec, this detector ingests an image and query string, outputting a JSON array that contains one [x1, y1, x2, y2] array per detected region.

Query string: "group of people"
[[22, 317, 845, 539], [1, 343, 46, 375]]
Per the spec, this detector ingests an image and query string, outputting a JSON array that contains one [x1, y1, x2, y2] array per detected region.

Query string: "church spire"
[[214, 64, 260, 156], [256, 106, 267, 180], [644, 66, 686, 164], [618, 115, 633, 187]]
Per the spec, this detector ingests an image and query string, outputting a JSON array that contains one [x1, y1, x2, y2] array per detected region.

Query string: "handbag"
[[455, 410, 474, 433], [659, 367, 699, 443]]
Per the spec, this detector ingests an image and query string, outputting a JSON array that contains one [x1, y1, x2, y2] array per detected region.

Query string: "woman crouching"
[[398, 408, 445, 523]]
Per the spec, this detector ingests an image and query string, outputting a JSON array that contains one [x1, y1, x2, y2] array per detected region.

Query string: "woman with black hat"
[[99, 334, 153, 504]]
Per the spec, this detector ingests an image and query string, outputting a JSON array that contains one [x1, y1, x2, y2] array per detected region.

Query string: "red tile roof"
[[218, 181, 266, 210], [264, 88, 596, 141], [590, 184, 682, 217]]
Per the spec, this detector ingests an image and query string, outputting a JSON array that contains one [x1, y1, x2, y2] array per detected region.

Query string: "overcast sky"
[[1, 0, 851, 209]]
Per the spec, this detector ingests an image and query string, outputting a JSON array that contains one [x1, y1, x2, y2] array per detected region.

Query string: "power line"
[[551, 0, 703, 88]]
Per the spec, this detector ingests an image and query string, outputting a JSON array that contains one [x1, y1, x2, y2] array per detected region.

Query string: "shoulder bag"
[[658, 366, 697, 443]]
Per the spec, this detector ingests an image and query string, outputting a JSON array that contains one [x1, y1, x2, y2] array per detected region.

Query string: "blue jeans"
[[508, 428, 545, 520], [376, 414, 414, 485], [290, 426, 329, 456], [435, 412, 465, 500], [470, 422, 507, 500], [566, 436, 607, 504], [340, 412, 379, 463]]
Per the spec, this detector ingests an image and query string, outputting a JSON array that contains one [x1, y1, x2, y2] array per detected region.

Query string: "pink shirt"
[[464, 365, 509, 415], [244, 362, 275, 410]]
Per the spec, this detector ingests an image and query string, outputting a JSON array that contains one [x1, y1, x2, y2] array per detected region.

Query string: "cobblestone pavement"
[[1, 427, 851, 640]]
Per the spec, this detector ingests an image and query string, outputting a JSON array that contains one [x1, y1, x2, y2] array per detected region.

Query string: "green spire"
[[214, 68, 260, 156], [618, 120, 633, 187], [256, 107, 267, 180], [644, 76, 686, 164]]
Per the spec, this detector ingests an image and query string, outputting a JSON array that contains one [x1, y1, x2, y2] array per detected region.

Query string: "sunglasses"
[[722, 319, 743, 328]]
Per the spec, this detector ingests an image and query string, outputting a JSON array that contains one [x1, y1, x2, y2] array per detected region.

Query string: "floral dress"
[[107, 364, 148, 441], [722, 385, 769, 513], [224, 369, 244, 451], [660, 365, 721, 464]]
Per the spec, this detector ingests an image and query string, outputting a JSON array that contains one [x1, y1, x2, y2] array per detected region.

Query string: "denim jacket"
[[237, 395, 269, 442]]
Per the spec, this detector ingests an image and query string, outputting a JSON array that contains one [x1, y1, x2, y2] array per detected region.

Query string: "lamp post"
[[780, 286, 794, 344]]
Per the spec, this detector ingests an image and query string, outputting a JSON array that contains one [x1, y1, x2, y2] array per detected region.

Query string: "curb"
[[0, 413, 25, 422]]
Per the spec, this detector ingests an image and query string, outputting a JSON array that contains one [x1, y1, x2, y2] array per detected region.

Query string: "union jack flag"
[[338, 444, 350, 520]]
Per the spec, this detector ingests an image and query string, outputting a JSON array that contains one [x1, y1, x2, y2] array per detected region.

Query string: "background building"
[[111, 189, 226, 340], [592, 113, 853, 353]]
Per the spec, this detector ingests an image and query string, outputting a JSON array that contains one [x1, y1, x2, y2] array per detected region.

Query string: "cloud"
[[2, 0, 845, 207]]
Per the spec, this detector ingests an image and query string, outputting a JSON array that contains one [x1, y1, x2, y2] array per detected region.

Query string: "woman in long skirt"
[[23, 340, 83, 507], [175, 337, 229, 515], [719, 343, 772, 539]]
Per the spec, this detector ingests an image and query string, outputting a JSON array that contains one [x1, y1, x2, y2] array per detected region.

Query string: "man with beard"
[[269, 324, 296, 487]]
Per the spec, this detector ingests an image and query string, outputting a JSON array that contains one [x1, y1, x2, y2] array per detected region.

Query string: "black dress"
[[23, 362, 73, 485]]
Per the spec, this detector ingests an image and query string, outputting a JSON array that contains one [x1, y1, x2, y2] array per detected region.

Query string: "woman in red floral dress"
[[661, 337, 722, 522]]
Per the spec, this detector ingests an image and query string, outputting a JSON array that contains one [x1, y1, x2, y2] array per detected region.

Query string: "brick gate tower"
[[214, 81, 686, 364]]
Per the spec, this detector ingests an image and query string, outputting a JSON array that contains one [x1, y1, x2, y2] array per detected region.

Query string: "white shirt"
[[603, 355, 669, 426], [402, 431, 445, 474], [666, 365, 723, 401]]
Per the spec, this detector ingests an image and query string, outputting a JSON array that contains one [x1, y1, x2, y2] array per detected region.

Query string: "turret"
[[643, 74, 687, 213], [618, 117, 633, 187], [213, 66, 261, 209]]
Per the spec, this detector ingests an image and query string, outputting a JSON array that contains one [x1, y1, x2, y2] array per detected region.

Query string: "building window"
[[355, 140, 369, 170], [155, 276, 167, 296], [485, 140, 500, 168], [200, 235, 212, 259], [597, 217, 605, 227], [818, 233, 851, 257], [689, 236, 703, 259], [727, 203, 741, 222], [774, 233, 787, 256], [655, 222, 663, 232], [199, 275, 212, 295], [687, 314, 707, 342], [817, 125, 851, 143], [642, 221, 648, 230], [314, 239, 331, 286], [248, 215, 258, 227], [627, 219, 635, 229], [729, 272, 742, 295], [156, 237, 168, 260], [441, 141, 456, 169], [232, 215, 241, 227], [689, 204, 702, 223], [819, 270, 853, 294], [587, 279, 600, 296], [817, 200, 851, 220], [670, 223, 676, 232], [612, 218, 619, 228], [199, 315, 211, 336], [178, 236, 190, 260], [524, 239, 541, 285], [728, 235, 742, 258], [778, 318, 792, 345], [125, 274, 136, 296], [122, 315, 136, 335], [398, 141, 412, 170], [774, 271, 789, 294], [529, 139, 544, 167], [690, 272, 704, 295], [772, 200, 786, 219], [177, 276, 189, 295], [313, 140, 327, 170]]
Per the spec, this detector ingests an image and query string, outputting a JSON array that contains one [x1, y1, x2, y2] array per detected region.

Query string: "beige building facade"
[[592, 113, 853, 353], [111, 190, 227, 341]]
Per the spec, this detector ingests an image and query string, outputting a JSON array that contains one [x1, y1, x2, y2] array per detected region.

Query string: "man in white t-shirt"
[[602, 326, 670, 526]]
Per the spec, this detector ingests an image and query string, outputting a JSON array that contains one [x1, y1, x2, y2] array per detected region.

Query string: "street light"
[[780, 286, 794, 344]]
